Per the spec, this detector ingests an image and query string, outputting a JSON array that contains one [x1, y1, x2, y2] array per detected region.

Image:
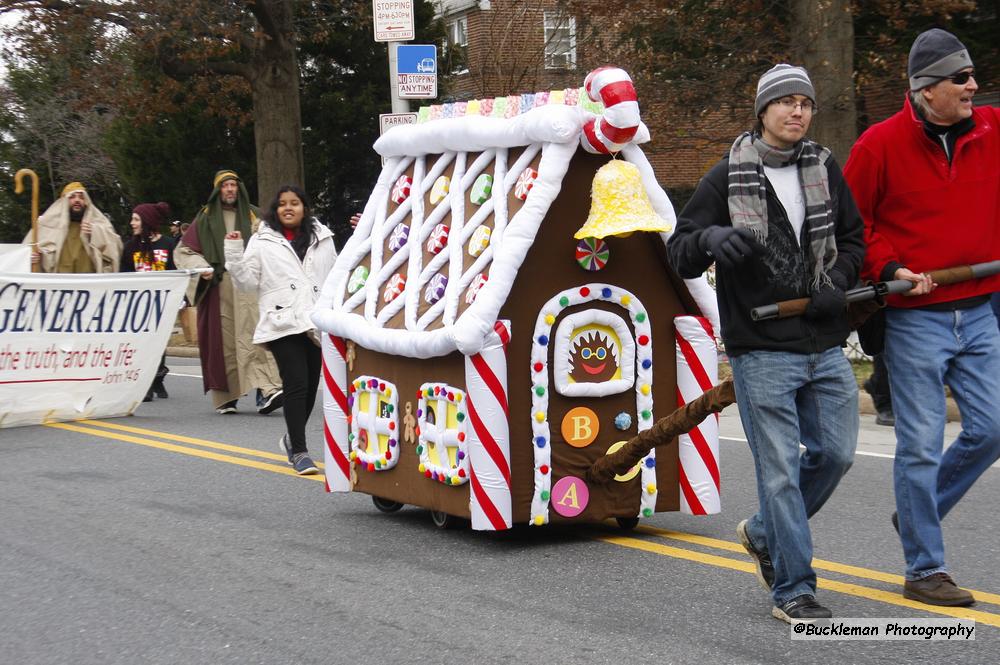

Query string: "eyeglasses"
[[773, 97, 816, 113], [949, 71, 975, 85]]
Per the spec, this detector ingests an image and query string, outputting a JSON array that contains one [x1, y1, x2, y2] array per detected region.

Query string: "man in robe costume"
[[24, 182, 122, 273], [175, 170, 283, 414]]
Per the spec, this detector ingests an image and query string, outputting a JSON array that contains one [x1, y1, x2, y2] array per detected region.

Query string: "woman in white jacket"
[[224, 185, 338, 475]]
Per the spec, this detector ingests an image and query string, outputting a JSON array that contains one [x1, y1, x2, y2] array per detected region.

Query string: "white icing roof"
[[312, 104, 719, 358]]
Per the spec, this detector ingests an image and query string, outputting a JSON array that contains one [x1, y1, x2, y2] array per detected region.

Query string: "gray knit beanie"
[[908, 28, 973, 91], [755, 64, 816, 117]]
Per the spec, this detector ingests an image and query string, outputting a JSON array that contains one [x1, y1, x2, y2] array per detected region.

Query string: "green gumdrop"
[[642, 508, 653, 517], [559, 296, 569, 307], [540, 490, 550, 501]]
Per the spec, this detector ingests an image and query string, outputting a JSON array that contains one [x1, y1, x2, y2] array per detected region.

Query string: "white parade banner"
[[0, 244, 30, 273], [0, 270, 191, 428]]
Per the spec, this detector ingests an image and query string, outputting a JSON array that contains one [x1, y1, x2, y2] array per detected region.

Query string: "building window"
[[445, 16, 469, 74], [543, 11, 575, 70]]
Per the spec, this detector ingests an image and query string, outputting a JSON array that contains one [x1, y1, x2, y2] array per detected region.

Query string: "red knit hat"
[[133, 202, 171, 234]]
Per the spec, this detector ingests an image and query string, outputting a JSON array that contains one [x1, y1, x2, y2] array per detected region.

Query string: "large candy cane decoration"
[[464, 320, 512, 530], [675, 316, 721, 515], [322, 333, 352, 492], [581, 66, 641, 154]]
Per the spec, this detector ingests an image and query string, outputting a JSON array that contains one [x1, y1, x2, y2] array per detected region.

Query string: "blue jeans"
[[731, 347, 858, 605], [884, 303, 1000, 580]]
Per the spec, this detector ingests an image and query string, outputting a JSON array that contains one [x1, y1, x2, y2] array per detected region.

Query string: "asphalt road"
[[1, 356, 997, 664]]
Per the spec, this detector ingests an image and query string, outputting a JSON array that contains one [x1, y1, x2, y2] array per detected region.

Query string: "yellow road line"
[[47, 419, 1000, 623], [75, 419, 325, 469], [598, 534, 1000, 628], [45, 422, 325, 483], [636, 524, 1000, 607]]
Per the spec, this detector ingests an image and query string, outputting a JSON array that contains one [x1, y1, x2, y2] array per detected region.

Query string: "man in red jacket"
[[844, 28, 1000, 608]]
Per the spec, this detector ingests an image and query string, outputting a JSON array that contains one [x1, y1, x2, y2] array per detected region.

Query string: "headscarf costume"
[[24, 182, 122, 273], [182, 170, 259, 305]]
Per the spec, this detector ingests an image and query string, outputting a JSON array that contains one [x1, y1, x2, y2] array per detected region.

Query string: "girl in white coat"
[[224, 185, 337, 475]]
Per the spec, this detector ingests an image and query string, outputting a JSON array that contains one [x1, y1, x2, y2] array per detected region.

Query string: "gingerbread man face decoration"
[[569, 330, 619, 383]]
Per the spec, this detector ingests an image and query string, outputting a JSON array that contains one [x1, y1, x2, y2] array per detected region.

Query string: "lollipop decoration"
[[514, 167, 537, 201], [388, 222, 409, 252], [426, 223, 450, 255], [383, 273, 406, 303], [391, 175, 412, 204], [575, 237, 610, 271]]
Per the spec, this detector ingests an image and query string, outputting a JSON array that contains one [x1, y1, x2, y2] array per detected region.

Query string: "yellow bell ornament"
[[574, 160, 672, 239]]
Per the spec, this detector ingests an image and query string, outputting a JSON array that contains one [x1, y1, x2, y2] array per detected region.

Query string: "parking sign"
[[396, 44, 437, 99]]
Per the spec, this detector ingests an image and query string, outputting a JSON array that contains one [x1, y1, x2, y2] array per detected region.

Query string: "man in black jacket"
[[667, 64, 865, 623]]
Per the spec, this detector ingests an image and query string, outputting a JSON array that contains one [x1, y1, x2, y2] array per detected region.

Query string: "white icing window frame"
[[348, 376, 400, 471], [552, 309, 635, 397], [416, 383, 470, 485]]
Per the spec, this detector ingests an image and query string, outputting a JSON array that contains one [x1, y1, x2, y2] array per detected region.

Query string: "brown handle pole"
[[14, 168, 41, 273], [752, 261, 1000, 322]]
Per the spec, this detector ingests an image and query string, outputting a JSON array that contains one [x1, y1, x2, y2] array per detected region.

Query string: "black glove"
[[804, 279, 847, 321], [700, 227, 758, 270]]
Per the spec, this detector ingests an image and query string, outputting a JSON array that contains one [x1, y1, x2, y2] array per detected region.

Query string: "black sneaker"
[[278, 434, 293, 465], [257, 389, 284, 415], [891, 511, 899, 535], [292, 452, 318, 476], [153, 379, 168, 399], [737, 519, 775, 591], [215, 399, 238, 415], [772, 595, 832, 623], [875, 409, 895, 427]]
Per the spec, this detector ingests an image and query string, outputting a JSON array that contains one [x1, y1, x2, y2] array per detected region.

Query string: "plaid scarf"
[[727, 131, 837, 289]]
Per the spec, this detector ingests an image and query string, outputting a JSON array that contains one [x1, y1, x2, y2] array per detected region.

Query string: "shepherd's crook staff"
[[14, 168, 40, 273], [751, 260, 1000, 321]]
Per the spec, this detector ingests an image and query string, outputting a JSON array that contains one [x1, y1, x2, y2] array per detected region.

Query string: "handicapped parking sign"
[[396, 44, 437, 99]]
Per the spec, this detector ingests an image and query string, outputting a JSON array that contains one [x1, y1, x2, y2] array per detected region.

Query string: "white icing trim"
[[375, 105, 586, 157], [552, 309, 635, 397]]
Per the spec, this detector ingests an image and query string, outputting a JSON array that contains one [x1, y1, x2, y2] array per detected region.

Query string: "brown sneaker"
[[903, 573, 975, 607]]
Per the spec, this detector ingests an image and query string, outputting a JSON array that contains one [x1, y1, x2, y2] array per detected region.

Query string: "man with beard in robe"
[[175, 170, 284, 415], [24, 182, 122, 273]]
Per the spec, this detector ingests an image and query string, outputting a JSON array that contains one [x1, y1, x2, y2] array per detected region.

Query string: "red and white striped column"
[[321, 333, 352, 492], [674, 315, 720, 515], [580, 66, 640, 154], [464, 320, 512, 530]]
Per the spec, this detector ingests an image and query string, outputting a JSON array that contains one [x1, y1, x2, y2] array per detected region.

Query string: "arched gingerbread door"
[[527, 284, 658, 525]]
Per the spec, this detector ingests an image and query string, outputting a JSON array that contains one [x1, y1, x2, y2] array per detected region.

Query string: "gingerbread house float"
[[313, 68, 722, 530]]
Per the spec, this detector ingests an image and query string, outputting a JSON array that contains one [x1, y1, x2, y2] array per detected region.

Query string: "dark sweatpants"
[[268, 333, 321, 455]]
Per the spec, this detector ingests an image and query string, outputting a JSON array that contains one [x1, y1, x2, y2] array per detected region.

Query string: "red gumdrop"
[[533, 362, 543, 372], [580, 287, 590, 297], [540, 465, 549, 474]]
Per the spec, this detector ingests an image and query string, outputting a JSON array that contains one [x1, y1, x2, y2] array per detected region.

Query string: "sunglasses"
[[949, 71, 975, 85]]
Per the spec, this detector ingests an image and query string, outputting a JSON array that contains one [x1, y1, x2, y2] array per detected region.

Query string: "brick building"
[[433, 1, 995, 196]]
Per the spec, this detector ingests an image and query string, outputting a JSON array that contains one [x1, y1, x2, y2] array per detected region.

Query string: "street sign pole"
[[388, 42, 410, 113]]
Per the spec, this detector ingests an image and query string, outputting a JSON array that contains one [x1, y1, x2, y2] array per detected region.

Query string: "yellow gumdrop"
[[418, 463, 426, 473], [544, 314, 555, 325], [533, 515, 545, 526], [641, 384, 651, 395], [534, 411, 546, 423], [455, 393, 463, 402], [451, 476, 461, 485], [647, 483, 656, 494], [385, 387, 392, 398], [620, 295, 631, 306]]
